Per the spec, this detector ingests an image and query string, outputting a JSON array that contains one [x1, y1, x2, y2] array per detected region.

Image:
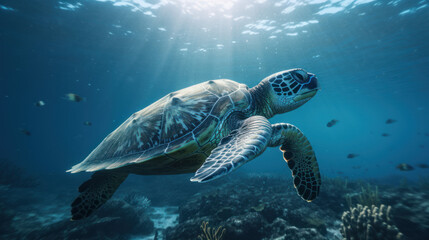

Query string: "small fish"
[[381, 133, 390, 137], [64, 93, 84, 102], [347, 153, 359, 159], [417, 163, 429, 169], [34, 100, 45, 107], [19, 128, 31, 136], [385, 119, 397, 124], [396, 163, 414, 171], [326, 119, 338, 127], [352, 166, 361, 169], [84, 121, 92, 126]]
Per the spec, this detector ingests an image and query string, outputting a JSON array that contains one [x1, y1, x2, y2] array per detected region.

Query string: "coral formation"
[[341, 204, 403, 240], [263, 218, 326, 240], [3, 174, 429, 240], [123, 191, 152, 209], [197, 221, 226, 240], [166, 175, 339, 240]]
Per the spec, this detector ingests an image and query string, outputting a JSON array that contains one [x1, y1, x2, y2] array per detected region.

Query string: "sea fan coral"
[[198, 221, 226, 240]]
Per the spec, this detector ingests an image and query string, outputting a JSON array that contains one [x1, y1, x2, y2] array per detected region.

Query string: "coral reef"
[[166, 175, 340, 240], [341, 204, 403, 240], [165, 175, 428, 240], [2, 173, 429, 240]]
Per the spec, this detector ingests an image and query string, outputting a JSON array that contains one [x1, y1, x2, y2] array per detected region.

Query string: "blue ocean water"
[[1, 0, 429, 239], [2, 0, 428, 179]]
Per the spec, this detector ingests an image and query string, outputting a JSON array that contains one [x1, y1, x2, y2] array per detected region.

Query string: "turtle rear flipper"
[[268, 123, 321, 201], [71, 171, 128, 220]]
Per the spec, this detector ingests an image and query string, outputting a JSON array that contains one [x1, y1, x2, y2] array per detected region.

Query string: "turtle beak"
[[293, 74, 319, 101], [306, 74, 318, 90]]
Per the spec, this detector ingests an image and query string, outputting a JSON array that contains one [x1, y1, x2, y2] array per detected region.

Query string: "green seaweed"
[[346, 183, 379, 209]]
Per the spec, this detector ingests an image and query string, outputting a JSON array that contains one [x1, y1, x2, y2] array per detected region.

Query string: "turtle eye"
[[292, 70, 307, 83]]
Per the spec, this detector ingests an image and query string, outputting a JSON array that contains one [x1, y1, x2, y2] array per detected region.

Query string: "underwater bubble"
[[64, 93, 84, 102], [34, 100, 45, 107]]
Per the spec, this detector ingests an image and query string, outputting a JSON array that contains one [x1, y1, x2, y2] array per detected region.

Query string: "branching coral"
[[341, 204, 404, 240], [198, 221, 226, 240]]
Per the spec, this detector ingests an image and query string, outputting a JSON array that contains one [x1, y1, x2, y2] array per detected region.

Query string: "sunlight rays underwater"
[[1, 0, 429, 239], [2, 0, 426, 178]]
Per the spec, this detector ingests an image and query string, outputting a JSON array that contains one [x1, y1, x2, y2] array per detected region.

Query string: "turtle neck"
[[249, 82, 275, 119]]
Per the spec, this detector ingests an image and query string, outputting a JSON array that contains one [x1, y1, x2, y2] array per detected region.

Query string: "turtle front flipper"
[[191, 116, 272, 183], [71, 170, 128, 220], [268, 123, 321, 201]]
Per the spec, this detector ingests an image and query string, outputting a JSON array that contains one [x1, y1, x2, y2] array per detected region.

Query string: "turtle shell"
[[68, 79, 252, 173]]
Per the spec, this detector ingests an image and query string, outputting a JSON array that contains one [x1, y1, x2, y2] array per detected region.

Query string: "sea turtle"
[[68, 68, 321, 220]]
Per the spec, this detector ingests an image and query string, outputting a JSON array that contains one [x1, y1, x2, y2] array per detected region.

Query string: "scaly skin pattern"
[[190, 115, 272, 182]]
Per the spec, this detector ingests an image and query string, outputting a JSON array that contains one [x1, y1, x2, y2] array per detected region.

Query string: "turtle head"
[[252, 69, 319, 117]]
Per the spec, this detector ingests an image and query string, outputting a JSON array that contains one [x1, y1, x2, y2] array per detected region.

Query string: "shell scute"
[[210, 96, 233, 117], [165, 133, 200, 159], [193, 116, 220, 146], [204, 79, 239, 97], [161, 86, 218, 141]]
